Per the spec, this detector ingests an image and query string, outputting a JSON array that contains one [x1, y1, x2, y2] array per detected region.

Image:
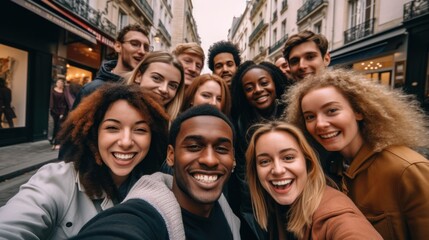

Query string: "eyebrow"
[[256, 148, 297, 158], [302, 101, 340, 114], [102, 119, 147, 124], [182, 135, 232, 144]]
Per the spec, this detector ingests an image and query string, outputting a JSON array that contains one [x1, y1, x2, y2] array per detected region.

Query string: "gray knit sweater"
[[124, 172, 241, 240]]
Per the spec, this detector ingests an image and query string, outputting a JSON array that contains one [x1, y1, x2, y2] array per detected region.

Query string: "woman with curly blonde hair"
[[283, 68, 429, 239], [0, 83, 169, 239], [126, 51, 185, 120], [246, 121, 380, 239]]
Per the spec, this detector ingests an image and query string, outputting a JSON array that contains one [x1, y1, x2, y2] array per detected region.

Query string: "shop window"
[[0, 44, 28, 129]]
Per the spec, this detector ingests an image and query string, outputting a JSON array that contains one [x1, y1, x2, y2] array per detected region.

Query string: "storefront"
[[330, 26, 407, 90], [0, 0, 113, 146]]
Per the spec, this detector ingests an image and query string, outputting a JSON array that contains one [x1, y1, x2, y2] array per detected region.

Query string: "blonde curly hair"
[[283, 68, 429, 152]]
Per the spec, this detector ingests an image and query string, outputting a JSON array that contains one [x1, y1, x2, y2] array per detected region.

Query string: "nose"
[[188, 63, 197, 73], [299, 58, 308, 70], [222, 65, 229, 72], [199, 146, 219, 168], [254, 84, 263, 93], [271, 159, 286, 175], [315, 115, 330, 129], [209, 97, 218, 106], [118, 129, 133, 149], [158, 82, 168, 94]]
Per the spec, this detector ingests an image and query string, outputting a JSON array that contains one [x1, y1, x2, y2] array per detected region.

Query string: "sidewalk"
[[0, 140, 59, 182]]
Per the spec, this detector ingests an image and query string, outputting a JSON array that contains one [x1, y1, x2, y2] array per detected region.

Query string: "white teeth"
[[113, 153, 135, 160], [320, 132, 339, 139], [272, 179, 292, 186], [193, 174, 218, 183]]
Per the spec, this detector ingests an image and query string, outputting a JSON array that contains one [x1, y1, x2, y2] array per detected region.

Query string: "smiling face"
[[177, 53, 203, 86], [192, 80, 222, 110], [241, 68, 277, 113], [255, 130, 307, 205], [287, 41, 330, 81], [98, 100, 151, 186], [167, 116, 234, 217], [301, 86, 364, 160], [114, 31, 150, 72], [135, 62, 181, 107], [213, 53, 237, 85]]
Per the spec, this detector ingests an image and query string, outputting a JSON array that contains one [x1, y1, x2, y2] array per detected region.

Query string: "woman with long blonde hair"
[[126, 51, 185, 120], [246, 121, 381, 239]]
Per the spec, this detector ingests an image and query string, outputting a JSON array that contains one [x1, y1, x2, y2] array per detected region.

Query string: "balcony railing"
[[53, 0, 116, 37], [297, 0, 327, 22], [136, 0, 154, 21], [269, 34, 288, 54], [344, 18, 375, 44], [404, 0, 429, 21], [158, 21, 171, 43], [249, 20, 268, 44]]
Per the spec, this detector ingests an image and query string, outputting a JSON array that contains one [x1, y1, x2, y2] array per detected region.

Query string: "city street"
[[0, 169, 36, 206]]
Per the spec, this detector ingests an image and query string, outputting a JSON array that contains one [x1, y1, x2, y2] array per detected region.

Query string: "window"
[[273, 28, 277, 43], [348, 0, 375, 28], [314, 21, 321, 33], [281, 20, 286, 36], [118, 10, 128, 30]]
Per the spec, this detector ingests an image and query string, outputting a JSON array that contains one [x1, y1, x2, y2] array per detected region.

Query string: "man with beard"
[[72, 24, 150, 107], [208, 41, 241, 86], [71, 105, 240, 240], [173, 42, 205, 88]]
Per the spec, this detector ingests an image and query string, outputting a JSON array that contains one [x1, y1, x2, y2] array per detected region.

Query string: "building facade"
[[0, 0, 199, 146], [228, 0, 429, 111], [171, 0, 201, 47]]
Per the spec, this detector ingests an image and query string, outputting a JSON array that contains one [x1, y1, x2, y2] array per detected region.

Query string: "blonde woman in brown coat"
[[284, 69, 429, 239], [246, 122, 381, 239]]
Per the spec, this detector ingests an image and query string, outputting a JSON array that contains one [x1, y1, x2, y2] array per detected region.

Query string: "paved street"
[[0, 140, 58, 207]]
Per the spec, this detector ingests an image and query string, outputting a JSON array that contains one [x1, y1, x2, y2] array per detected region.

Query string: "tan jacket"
[[303, 186, 382, 239], [342, 144, 429, 239]]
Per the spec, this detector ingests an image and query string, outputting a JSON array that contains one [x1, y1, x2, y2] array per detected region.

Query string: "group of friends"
[[0, 23, 428, 240]]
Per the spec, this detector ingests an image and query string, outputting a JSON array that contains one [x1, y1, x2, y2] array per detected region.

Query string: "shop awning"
[[330, 28, 406, 66], [11, 0, 97, 44]]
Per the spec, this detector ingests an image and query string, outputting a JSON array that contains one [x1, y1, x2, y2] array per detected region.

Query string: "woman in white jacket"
[[0, 83, 169, 239]]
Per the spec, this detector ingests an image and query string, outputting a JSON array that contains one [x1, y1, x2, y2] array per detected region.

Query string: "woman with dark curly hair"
[[228, 60, 293, 239], [0, 83, 169, 239], [283, 69, 429, 239]]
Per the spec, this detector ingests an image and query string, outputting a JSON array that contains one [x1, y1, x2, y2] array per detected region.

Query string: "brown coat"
[[342, 144, 429, 239], [303, 186, 382, 239]]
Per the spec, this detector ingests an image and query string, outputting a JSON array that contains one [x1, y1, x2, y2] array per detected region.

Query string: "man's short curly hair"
[[208, 41, 241, 71], [116, 23, 149, 42]]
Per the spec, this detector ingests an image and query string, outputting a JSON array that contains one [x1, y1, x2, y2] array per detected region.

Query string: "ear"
[[134, 71, 142, 84], [114, 41, 122, 54], [355, 112, 363, 121], [166, 145, 175, 167], [323, 52, 331, 67]]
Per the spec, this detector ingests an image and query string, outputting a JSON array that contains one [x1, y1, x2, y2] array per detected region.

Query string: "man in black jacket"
[[72, 24, 150, 108]]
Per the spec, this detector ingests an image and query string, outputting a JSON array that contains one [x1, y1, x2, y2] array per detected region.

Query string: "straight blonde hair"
[[126, 51, 185, 121], [246, 121, 326, 238]]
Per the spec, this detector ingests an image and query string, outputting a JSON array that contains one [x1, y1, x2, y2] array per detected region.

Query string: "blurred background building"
[[0, 0, 199, 146], [228, 0, 429, 112]]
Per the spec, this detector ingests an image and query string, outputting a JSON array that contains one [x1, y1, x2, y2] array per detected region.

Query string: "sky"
[[192, 0, 247, 73]]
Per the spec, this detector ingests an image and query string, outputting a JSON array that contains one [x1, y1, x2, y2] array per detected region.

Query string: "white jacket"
[[0, 161, 114, 240]]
